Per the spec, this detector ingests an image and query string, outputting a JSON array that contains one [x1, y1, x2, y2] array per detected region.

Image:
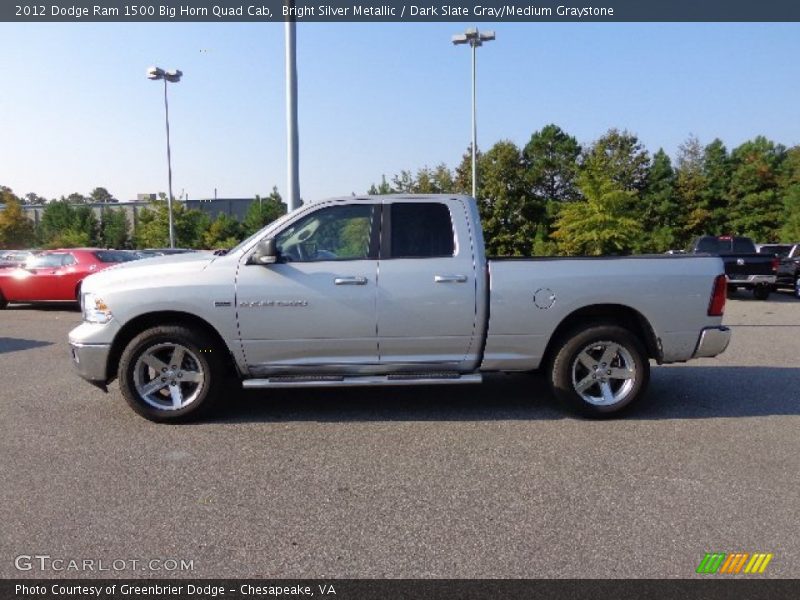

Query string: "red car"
[[0, 249, 138, 308]]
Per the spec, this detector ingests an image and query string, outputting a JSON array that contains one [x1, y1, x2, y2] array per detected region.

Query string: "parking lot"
[[1, 295, 798, 579]]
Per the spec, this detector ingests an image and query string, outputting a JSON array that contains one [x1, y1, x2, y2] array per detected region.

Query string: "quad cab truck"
[[758, 243, 800, 298], [69, 195, 732, 422]]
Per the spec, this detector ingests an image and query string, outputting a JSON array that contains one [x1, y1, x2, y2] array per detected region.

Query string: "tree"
[[203, 212, 243, 249], [701, 139, 733, 235], [134, 201, 210, 249], [100, 207, 130, 248], [639, 148, 678, 252], [581, 129, 650, 194], [522, 124, 582, 203], [243, 188, 287, 236], [780, 185, 800, 242], [674, 136, 710, 243], [39, 200, 98, 248], [727, 136, 785, 241], [367, 175, 394, 195], [90, 187, 117, 203], [0, 186, 20, 207], [0, 197, 35, 249], [23, 192, 47, 205], [477, 140, 533, 256], [551, 168, 642, 256], [66, 192, 87, 204]]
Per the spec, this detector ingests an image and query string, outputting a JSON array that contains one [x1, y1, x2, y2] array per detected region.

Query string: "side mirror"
[[252, 238, 278, 265]]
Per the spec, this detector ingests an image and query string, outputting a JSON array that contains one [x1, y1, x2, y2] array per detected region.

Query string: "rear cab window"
[[388, 202, 455, 258]]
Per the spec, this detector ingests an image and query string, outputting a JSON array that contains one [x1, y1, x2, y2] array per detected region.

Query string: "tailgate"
[[723, 255, 775, 279]]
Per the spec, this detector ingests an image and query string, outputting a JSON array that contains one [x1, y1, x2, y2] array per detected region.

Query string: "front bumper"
[[693, 326, 732, 358], [69, 342, 111, 388]]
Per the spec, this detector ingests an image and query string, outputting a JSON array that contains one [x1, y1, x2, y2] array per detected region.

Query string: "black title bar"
[[4, 0, 800, 22]]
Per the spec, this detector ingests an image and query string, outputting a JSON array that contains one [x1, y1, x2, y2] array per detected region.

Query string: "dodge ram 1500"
[[69, 195, 731, 421]]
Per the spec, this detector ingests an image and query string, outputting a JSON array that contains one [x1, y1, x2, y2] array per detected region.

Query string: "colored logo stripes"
[[696, 552, 773, 574]]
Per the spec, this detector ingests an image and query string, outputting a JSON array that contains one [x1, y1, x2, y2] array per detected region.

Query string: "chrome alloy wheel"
[[132, 343, 205, 411], [571, 341, 636, 407]]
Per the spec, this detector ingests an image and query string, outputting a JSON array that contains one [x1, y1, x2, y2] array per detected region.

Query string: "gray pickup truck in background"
[[69, 195, 731, 422]]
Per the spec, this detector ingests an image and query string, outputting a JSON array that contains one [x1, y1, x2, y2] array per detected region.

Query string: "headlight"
[[82, 292, 113, 324]]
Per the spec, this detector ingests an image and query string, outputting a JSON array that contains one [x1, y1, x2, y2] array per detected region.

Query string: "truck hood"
[[81, 252, 216, 294]]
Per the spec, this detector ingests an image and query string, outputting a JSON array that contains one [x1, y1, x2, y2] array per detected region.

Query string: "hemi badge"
[[213, 301, 232, 308]]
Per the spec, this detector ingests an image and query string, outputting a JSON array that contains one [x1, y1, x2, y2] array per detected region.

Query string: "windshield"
[[93, 250, 139, 263]]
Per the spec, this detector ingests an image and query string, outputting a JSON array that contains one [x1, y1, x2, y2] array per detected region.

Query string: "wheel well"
[[541, 304, 662, 369], [106, 311, 239, 382]]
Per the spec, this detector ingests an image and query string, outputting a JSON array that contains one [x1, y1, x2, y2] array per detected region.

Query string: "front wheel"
[[0, 289, 6, 310], [550, 324, 650, 417], [753, 285, 770, 301], [118, 325, 226, 422]]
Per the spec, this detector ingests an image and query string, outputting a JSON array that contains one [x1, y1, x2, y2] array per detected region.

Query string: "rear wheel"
[[118, 325, 226, 422], [0, 289, 6, 309], [550, 324, 650, 418], [753, 285, 770, 301], [795, 277, 800, 299]]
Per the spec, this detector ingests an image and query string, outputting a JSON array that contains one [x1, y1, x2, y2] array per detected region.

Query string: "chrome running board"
[[242, 372, 482, 389]]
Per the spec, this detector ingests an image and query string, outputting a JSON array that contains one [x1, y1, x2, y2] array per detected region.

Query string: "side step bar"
[[242, 373, 483, 389]]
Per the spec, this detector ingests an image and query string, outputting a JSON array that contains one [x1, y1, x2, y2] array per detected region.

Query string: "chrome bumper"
[[70, 342, 110, 385], [728, 275, 776, 285], [693, 326, 732, 358]]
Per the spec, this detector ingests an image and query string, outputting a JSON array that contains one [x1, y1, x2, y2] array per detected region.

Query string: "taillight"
[[708, 274, 727, 316], [771, 258, 779, 273]]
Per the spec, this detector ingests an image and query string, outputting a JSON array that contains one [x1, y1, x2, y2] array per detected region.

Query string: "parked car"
[[134, 248, 196, 258], [688, 235, 778, 300], [759, 243, 800, 298], [70, 195, 731, 422], [0, 250, 36, 269], [0, 249, 138, 308]]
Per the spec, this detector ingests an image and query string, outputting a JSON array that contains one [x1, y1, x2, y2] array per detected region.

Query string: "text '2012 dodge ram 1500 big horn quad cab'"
[[69, 195, 731, 422]]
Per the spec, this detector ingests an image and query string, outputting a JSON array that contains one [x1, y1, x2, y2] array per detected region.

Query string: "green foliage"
[[0, 197, 36, 249], [477, 141, 535, 256], [134, 201, 210, 249], [39, 200, 99, 248], [582, 128, 650, 194], [101, 208, 129, 248], [522, 123, 582, 203], [552, 170, 642, 256], [243, 188, 287, 236], [90, 187, 117, 203], [780, 185, 800, 241], [203, 212, 243, 249], [639, 149, 678, 252], [727, 136, 785, 240]]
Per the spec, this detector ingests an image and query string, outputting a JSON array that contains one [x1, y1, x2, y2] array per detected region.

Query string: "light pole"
[[451, 28, 495, 199], [147, 66, 183, 248], [285, 4, 300, 212]]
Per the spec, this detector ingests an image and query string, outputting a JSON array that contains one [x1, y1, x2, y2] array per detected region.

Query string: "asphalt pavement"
[[1, 293, 798, 579]]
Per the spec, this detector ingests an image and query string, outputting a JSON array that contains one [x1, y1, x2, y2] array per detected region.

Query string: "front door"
[[236, 203, 380, 375]]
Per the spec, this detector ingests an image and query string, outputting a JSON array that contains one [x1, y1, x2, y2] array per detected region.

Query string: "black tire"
[[118, 325, 226, 423], [795, 277, 800, 300], [550, 324, 650, 418], [75, 282, 82, 304], [753, 285, 770, 301], [0, 289, 7, 310]]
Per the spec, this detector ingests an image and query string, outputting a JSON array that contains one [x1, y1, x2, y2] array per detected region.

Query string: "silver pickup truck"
[[69, 195, 731, 422]]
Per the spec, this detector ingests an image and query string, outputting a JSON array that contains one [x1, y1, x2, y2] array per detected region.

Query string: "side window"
[[275, 204, 375, 262], [390, 203, 455, 258], [61, 254, 76, 266]]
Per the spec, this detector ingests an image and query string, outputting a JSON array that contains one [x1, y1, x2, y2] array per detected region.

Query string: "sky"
[[1, 22, 799, 203]]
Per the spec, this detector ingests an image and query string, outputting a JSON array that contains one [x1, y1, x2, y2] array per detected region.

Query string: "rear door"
[[376, 199, 477, 368]]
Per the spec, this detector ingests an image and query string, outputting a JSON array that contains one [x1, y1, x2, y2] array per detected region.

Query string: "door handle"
[[434, 274, 468, 283], [334, 276, 368, 285]]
